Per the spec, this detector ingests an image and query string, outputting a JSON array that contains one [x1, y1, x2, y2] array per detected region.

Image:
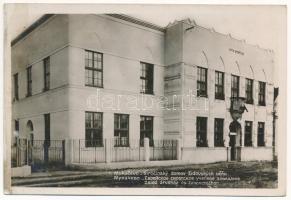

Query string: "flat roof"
[[11, 14, 165, 46]]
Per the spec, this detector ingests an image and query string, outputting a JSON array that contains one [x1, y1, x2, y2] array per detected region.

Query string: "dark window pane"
[[140, 62, 154, 94], [85, 50, 103, 87], [196, 117, 207, 147], [244, 121, 252, 146]]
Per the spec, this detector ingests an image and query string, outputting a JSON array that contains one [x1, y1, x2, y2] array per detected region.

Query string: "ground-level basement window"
[[196, 117, 207, 147], [214, 118, 224, 147], [244, 121, 253, 146], [114, 114, 129, 147], [257, 122, 265, 146], [85, 112, 103, 147]]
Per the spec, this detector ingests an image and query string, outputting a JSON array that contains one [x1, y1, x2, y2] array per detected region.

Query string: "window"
[[197, 67, 207, 97], [85, 50, 103, 87], [14, 73, 19, 100], [44, 114, 50, 146], [258, 122, 265, 146], [245, 78, 253, 104], [15, 120, 19, 132], [215, 71, 224, 100], [140, 116, 153, 146], [26, 66, 32, 96], [43, 57, 50, 91], [85, 112, 103, 147], [140, 62, 154, 94], [114, 114, 129, 147], [258, 81, 266, 106], [244, 121, 252, 146], [214, 118, 224, 147], [196, 117, 207, 147], [231, 75, 239, 98]]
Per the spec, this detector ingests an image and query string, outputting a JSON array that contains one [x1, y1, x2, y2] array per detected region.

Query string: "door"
[[229, 120, 241, 161]]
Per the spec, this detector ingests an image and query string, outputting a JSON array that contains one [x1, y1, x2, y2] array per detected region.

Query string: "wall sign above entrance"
[[229, 48, 244, 55]]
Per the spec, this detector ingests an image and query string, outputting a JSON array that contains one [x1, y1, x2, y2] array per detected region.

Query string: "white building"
[[11, 14, 275, 165]]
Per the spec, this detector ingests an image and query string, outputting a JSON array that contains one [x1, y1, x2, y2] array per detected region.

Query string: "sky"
[[6, 4, 286, 86]]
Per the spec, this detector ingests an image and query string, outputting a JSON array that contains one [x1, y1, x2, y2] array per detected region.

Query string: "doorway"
[[229, 120, 242, 161]]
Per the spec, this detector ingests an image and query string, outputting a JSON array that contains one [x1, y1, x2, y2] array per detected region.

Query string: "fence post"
[[176, 139, 182, 160], [63, 140, 68, 165], [105, 139, 111, 163], [144, 138, 150, 162]]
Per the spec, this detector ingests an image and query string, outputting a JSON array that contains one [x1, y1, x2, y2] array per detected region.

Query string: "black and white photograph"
[[3, 3, 287, 196]]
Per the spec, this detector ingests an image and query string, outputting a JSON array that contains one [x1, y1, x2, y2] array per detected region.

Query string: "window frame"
[[197, 67, 208, 97], [258, 81, 266, 106], [196, 117, 208, 147], [244, 121, 253, 147], [245, 78, 254, 104], [85, 112, 103, 147], [215, 71, 224, 100], [140, 62, 154, 95], [43, 57, 50, 91], [140, 116, 154, 146], [231, 74, 240, 98], [214, 118, 224, 147], [257, 122, 265, 147], [114, 113, 129, 147], [85, 50, 103, 88], [14, 73, 19, 100], [26, 66, 32, 97]]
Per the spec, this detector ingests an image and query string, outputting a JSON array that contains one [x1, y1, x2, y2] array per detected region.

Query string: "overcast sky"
[[6, 4, 286, 86]]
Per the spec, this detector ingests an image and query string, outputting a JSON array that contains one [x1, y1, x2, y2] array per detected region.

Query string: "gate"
[[150, 140, 177, 161]]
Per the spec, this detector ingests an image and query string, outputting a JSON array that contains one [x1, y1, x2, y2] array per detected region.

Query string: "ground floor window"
[[196, 117, 207, 147], [244, 121, 252, 146], [214, 118, 224, 147], [257, 122, 265, 146], [85, 112, 103, 147], [114, 114, 129, 147], [140, 116, 153, 146]]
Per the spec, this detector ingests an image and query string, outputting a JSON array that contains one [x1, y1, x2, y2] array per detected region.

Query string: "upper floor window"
[[140, 116, 154, 146], [258, 81, 266, 106], [26, 66, 32, 97], [257, 122, 265, 146], [85, 50, 103, 88], [13, 73, 19, 100], [114, 114, 129, 147], [245, 78, 253, 104], [231, 75, 239, 98], [215, 71, 224, 100], [85, 112, 103, 147], [196, 117, 207, 147], [140, 62, 154, 94], [43, 57, 50, 91], [197, 67, 207, 97], [244, 121, 252, 147], [214, 118, 224, 147]]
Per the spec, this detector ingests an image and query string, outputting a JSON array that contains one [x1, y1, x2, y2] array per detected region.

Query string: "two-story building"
[[11, 14, 275, 164]]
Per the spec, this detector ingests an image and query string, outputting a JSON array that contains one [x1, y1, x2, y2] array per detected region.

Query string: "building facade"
[[11, 14, 275, 164]]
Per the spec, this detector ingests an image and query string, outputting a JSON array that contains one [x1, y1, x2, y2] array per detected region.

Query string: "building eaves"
[[106, 14, 166, 33], [11, 14, 55, 46]]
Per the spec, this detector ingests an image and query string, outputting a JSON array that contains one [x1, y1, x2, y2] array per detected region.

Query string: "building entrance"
[[229, 120, 242, 161]]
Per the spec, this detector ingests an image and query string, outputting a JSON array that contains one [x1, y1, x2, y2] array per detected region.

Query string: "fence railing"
[[72, 138, 178, 164], [11, 138, 65, 170], [12, 138, 179, 167]]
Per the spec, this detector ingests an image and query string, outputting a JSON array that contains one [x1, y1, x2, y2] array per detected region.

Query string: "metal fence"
[[150, 140, 178, 161], [72, 139, 106, 163], [11, 138, 65, 170], [72, 138, 177, 164]]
